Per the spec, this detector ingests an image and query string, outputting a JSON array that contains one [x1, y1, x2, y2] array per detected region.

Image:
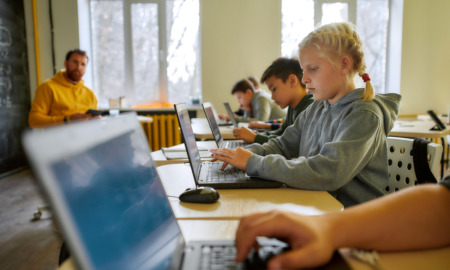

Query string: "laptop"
[[223, 101, 239, 128], [175, 103, 283, 189], [210, 103, 232, 126], [202, 102, 247, 149]]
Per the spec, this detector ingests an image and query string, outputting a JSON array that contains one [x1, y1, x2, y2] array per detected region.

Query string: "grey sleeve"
[[245, 110, 383, 191]]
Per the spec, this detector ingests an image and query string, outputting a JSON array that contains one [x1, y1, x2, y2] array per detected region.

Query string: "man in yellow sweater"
[[28, 49, 98, 128]]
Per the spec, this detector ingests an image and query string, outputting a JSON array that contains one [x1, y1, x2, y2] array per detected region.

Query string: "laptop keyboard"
[[200, 244, 289, 270], [201, 162, 246, 182], [224, 141, 246, 149]]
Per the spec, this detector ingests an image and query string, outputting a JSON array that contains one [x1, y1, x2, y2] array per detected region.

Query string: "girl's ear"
[[340, 55, 353, 74]]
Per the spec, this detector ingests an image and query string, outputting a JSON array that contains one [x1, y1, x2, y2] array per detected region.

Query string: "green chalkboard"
[[0, 0, 31, 178]]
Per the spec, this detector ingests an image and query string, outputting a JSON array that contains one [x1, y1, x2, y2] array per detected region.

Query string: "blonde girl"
[[211, 22, 401, 207]]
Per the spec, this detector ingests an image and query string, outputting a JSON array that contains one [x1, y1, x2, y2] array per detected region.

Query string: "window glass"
[[131, 3, 160, 101], [282, 0, 391, 93], [89, 0, 200, 107], [90, 0, 125, 105]]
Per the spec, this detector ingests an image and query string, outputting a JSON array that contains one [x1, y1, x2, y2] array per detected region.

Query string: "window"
[[88, 0, 200, 107], [282, 0, 403, 93]]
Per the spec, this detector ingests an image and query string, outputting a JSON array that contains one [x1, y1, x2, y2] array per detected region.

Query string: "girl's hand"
[[210, 147, 253, 171]]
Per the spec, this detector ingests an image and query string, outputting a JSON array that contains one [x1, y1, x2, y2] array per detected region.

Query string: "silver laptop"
[[223, 101, 239, 128], [202, 102, 247, 149], [175, 103, 283, 189], [210, 103, 232, 126]]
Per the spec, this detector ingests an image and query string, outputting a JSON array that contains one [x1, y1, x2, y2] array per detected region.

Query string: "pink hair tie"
[[362, 73, 371, 83]]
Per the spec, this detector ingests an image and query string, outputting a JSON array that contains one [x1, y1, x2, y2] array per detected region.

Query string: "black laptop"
[[175, 103, 283, 189], [202, 102, 247, 149]]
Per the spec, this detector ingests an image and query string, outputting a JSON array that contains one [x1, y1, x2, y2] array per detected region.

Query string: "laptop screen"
[[24, 114, 182, 270], [174, 103, 202, 182], [224, 102, 239, 128], [202, 102, 223, 147]]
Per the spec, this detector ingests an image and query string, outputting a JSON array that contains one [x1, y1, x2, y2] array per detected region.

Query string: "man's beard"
[[66, 70, 83, 82]]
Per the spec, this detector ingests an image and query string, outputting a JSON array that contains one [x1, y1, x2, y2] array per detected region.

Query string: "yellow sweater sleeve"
[[28, 83, 65, 128]]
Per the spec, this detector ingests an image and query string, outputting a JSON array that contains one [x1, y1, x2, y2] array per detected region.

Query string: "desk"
[[157, 163, 343, 219], [192, 118, 238, 140], [151, 141, 216, 166], [390, 120, 449, 139]]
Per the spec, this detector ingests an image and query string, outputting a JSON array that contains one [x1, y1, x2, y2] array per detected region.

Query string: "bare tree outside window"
[[89, 0, 200, 107]]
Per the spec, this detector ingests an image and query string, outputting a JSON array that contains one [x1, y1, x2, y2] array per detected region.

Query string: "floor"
[[0, 169, 62, 270], [0, 162, 449, 270]]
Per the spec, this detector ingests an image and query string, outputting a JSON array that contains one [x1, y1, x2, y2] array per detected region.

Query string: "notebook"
[[175, 103, 283, 189], [210, 102, 232, 126], [202, 102, 247, 149], [223, 101, 239, 128]]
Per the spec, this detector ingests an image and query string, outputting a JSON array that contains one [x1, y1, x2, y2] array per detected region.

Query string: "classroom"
[[0, 0, 449, 269]]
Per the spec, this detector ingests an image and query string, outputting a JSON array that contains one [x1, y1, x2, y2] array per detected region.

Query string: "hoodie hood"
[[330, 88, 401, 134]]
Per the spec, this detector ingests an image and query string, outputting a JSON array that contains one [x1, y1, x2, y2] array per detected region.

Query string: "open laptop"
[[223, 101, 239, 128], [175, 103, 283, 189], [210, 102, 232, 126], [202, 102, 247, 149]]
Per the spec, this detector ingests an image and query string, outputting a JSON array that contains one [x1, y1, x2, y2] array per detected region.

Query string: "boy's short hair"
[[231, 79, 255, 94], [65, 49, 89, 61], [261, 57, 305, 88], [247, 76, 259, 89]]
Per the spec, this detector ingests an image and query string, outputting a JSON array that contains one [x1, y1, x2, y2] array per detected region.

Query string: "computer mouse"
[[179, 187, 220, 204]]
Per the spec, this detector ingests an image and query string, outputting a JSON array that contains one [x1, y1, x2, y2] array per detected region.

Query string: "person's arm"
[[235, 183, 450, 269], [251, 95, 272, 121], [233, 127, 257, 143], [29, 85, 65, 128]]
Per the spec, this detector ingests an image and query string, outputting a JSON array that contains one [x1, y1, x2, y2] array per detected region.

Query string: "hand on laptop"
[[233, 127, 257, 143], [218, 114, 231, 121], [210, 147, 253, 171], [235, 210, 335, 269]]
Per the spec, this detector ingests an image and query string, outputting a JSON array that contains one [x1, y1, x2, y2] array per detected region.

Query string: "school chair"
[[385, 137, 443, 193]]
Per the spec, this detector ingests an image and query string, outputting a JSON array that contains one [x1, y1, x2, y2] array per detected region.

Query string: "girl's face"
[[299, 46, 353, 105]]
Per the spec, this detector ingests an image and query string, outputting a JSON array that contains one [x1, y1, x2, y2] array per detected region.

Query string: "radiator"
[[140, 114, 182, 151]]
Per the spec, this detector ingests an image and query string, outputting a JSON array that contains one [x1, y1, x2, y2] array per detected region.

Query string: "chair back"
[[386, 137, 442, 193]]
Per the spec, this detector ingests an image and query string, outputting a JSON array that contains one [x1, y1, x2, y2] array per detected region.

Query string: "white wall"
[[24, 0, 450, 116], [201, 0, 281, 114], [400, 0, 450, 115]]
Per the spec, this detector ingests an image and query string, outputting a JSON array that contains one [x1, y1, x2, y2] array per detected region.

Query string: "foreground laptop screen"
[[50, 130, 180, 269]]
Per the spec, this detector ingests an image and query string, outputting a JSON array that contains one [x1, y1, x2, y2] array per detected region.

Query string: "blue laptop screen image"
[[50, 131, 180, 270]]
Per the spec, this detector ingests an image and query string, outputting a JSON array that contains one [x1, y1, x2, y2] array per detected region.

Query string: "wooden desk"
[[390, 120, 449, 139], [151, 141, 216, 166], [157, 163, 343, 220], [191, 118, 239, 140]]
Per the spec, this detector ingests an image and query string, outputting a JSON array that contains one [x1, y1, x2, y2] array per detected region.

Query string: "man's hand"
[[233, 127, 257, 143], [210, 147, 253, 171], [235, 211, 336, 269], [69, 113, 94, 121]]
